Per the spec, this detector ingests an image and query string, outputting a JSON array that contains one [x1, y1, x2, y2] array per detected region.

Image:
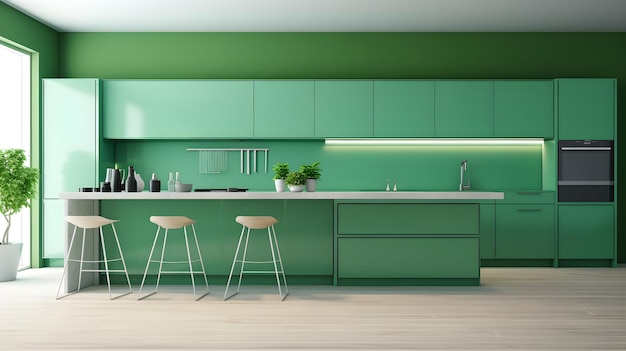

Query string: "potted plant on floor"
[[300, 161, 322, 192], [272, 163, 290, 192], [285, 171, 307, 192], [0, 149, 39, 282]]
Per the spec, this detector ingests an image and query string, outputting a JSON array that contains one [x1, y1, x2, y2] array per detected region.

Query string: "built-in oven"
[[558, 140, 614, 202]]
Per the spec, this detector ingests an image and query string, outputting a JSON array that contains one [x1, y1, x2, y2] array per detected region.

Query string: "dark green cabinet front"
[[373, 81, 435, 137], [314, 81, 374, 137], [435, 81, 494, 137], [254, 80, 315, 138], [557, 79, 615, 140], [337, 237, 479, 279], [558, 205, 614, 260], [494, 81, 554, 138], [495, 204, 555, 259]]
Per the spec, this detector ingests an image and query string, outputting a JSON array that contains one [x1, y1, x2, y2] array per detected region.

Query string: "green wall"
[[58, 32, 626, 261], [0, 2, 59, 268]]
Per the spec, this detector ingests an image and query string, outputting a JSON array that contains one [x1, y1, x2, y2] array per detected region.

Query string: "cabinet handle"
[[517, 208, 542, 212]]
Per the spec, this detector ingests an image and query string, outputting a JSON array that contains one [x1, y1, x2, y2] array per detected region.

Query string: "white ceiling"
[[3, 0, 626, 32]]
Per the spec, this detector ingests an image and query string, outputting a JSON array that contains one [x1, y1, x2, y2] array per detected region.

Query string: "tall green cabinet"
[[42, 79, 111, 261]]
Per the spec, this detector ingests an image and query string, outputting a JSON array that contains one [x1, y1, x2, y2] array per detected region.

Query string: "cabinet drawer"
[[499, 191, 555, 204], [495, 204, 555, 259], [337, 237, 479, 278], [337, 203, 479, 235]]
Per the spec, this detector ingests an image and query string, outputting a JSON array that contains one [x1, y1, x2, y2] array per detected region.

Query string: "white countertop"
[[60, 191, 504, 200]]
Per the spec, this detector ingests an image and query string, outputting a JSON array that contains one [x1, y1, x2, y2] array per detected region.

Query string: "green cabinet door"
[[494, 81, 554, 138], [314, 81, 373, 137], [373, 81, 435, 137], [557, 79, 615, 140], [254, 80, 315, 138], [435, 81, 494, 137], [495, 204, 555, 259], [43, 79, 100, 198], [42, 79, 104, 259], [558, 205, 614, 259], [337, 237, 479, 279], [480, 203, 496, 259], [103, 80, 253, 139]]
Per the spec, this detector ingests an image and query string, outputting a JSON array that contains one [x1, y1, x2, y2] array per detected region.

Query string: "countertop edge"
[[59, 191, 505, 200]]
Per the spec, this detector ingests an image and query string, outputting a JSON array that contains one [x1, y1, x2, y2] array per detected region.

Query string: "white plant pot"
[[0, 243, 23, 282], [288, 184, 305, 192], [305, 179, 317, 192], [274, 179, 286, 192]]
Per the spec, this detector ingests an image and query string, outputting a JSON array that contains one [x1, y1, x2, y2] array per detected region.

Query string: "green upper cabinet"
[[103, 80, 254, 139], [435, 81, 494, 137], [494, 81, 554, 138], [254, 81, 315, 138], [42, 79, 100, 197], [373, 81, 435, 137], [314, 80, 374, 137], [557, 79, 615, 140]]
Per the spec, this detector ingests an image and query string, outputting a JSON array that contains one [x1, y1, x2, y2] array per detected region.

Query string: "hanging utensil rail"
[[186, 148, 269, 174]]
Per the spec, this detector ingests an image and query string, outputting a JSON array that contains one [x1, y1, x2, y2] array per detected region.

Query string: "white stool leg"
[[188, 224, 209, 301], [224, 226, 247, 300], [268, 225, 288, 300], [155, 228, 169, 291], [98, 225, 113, 300], [109, 223, 133, 299], [77, 227, 87, 293], [56, 225, 79, 299], [138, 225, 162, 300]]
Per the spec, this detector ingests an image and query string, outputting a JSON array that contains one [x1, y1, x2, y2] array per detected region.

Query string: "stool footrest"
[[150, 259, 202, 264], [236, 259, 282, 264], [68, 258, 123, 264], [80, 269, 128, 273], [242, 270, 285, 274], [154, 270, 206, 274]]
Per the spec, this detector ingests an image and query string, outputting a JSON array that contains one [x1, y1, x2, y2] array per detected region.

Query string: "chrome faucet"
[[459, 160, 470, 191]]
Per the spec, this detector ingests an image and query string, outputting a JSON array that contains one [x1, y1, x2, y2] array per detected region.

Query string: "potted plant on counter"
[[300, 161, 321, 192], [272, 163, 290, 192], [0, 149, 39, 282], [285, 171, 307, 192]]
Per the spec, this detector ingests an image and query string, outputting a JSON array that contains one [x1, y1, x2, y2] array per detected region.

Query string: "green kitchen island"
[[58, 191, 503, 292]]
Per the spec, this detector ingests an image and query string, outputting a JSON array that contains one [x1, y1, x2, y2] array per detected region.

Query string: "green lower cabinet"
[[558, 205, 614, 260], [337, 237, 479, 279], [479, 203, 496, 259], [495, 204, 555, 259], [337, 203, 479, 235], [100, 200, 334, 282]]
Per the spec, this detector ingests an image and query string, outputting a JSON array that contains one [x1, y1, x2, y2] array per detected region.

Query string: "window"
[[0, 43, 32, 269]]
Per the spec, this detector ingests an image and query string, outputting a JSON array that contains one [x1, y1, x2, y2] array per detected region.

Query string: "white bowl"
[[288, 184, 305, 192], [175, 183, 193, 192]]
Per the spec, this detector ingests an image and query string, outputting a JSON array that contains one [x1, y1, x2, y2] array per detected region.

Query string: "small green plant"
[[0, 149, 39, 245], [272, 163, 290, 180], [300, 161, 322, 180], [285, 171, 307, 186]]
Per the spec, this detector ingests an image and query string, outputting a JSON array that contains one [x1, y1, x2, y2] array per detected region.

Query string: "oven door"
[[558, 140, 614, 202]]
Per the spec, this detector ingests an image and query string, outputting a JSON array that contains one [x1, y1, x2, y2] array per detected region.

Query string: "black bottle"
[[126, 166, 137, 192], [150, 173, 161, 192]]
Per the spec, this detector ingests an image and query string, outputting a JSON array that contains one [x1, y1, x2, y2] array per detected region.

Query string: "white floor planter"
[[0, 243, 23, 282]]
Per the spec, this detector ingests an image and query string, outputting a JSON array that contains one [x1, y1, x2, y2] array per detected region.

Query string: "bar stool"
[[224, 216, 288, 301], [138, 216, 209, 301], [56, 216, 132, 300]]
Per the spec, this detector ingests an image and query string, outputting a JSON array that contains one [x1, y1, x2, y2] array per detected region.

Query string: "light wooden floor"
[[1, 267, 626, 350]]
